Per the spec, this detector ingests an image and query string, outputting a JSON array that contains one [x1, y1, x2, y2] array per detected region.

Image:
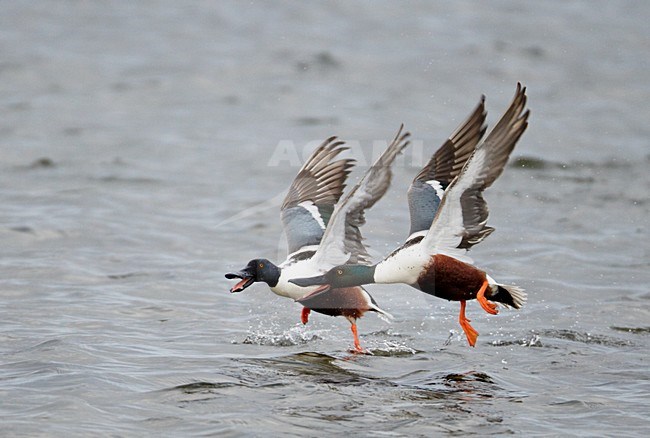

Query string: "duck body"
[[365, 242, 507, 304], [335, 241, 525, 308]]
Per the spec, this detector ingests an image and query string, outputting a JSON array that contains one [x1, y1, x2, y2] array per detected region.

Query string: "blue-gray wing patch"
[[281, 203, 333, 255], [281, 137, 354, 255], [407, 180, 445, 236]]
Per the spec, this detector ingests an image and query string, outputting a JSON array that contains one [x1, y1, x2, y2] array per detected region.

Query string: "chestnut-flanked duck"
[[226, 127, 411, 352], [291, 83, 530, 347]]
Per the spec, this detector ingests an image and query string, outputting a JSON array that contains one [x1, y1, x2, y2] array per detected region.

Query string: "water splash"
[[240, 325, 324, 347]]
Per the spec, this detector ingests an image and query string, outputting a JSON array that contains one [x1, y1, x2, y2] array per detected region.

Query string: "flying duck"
[[290, 83, 530, 347], [226, 127, 410, 352]]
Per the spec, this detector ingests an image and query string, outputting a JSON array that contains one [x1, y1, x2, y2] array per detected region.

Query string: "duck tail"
[[373, 305, 394, 323], [364, 287, 394, 322], [492, 283, 527, 309]]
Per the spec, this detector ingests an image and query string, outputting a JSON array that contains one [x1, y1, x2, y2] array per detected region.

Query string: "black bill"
[[225, 270, 255, 293], [289, 275, 328, 287]]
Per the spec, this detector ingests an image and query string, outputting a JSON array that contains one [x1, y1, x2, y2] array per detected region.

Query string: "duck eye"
[[337, 269, 343, 275], [259, 263, 264, 269]]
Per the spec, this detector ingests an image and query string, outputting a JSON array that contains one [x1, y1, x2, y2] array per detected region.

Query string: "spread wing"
[[311, 125, 411, 268], [422, 83, 529, 261], [280, 137, 355, 255], [406, 96, 487, 238]]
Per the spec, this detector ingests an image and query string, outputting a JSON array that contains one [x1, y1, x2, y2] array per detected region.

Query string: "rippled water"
[[2, 1, 649, 436]]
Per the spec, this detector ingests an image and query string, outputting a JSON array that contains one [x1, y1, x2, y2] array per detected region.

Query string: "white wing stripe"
[[298, 201, 326, 230], [425, 179, 445, 199]]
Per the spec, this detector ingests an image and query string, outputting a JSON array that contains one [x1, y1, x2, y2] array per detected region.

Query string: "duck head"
[[225, 259, 280, 293], [289, 264, 375, 289]]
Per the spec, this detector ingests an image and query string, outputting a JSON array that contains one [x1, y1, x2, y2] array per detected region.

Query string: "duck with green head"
[[291, 83, 530, 347]]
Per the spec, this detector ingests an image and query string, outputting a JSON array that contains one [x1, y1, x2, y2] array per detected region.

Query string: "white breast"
[[374, 243, 428, 286], [271, 258, 322, 300]]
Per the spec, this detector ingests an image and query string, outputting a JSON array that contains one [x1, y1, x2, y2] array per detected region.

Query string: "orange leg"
[[301, 307, 311, 325], [458, 300, 479, 347], [476, 280, 498, 315], [350, 322, 365, 353]]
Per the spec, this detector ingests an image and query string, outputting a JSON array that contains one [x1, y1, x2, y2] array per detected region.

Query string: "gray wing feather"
[[281, 137, 355, 254], [457, 82, 529, 248], [423, 83, 529, 257], [312, 125, 411, 267], [281, 206, 331, 255], [407, 96, 487, 236]]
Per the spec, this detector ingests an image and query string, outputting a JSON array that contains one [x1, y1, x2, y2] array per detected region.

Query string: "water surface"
[[1, 1, 649, 436]]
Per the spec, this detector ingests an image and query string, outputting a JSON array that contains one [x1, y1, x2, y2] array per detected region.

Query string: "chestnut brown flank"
[[418, 254, 487, 301]]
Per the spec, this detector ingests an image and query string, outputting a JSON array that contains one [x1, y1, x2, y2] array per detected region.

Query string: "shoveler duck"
[[290, 83, 530, 347], [226, 127, 411, 352]]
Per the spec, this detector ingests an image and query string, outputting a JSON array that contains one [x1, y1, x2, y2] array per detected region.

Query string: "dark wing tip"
[[281, 135, 357, 211], [412, 94, 488, 186], [450, 83, 531, 250]]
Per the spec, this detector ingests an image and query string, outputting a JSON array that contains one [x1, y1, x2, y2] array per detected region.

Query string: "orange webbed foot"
[[349, 322, 371, 354], [476, 280, 498, 315], [301, 307, 311, 325], [459, 300, 479, 347]]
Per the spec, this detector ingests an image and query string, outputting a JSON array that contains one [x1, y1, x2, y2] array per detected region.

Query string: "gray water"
[[1, 1, 649, 436]]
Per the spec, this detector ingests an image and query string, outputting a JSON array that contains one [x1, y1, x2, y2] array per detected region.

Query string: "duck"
[[226, 96, 488, 352], [226, 127, 411, 352], [290, 83, 530, 347]]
